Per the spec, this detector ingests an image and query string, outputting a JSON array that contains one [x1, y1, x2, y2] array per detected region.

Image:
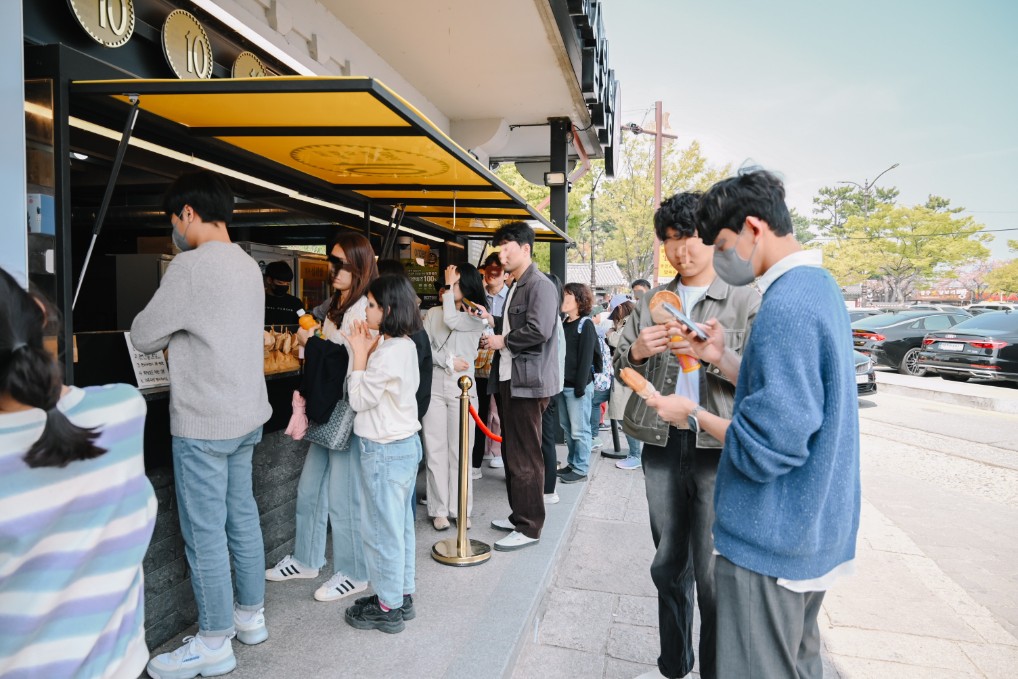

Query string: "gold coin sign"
[[66, 0, 136, 48], [162, 10, 214, 80], [232, 52, 267, 78]]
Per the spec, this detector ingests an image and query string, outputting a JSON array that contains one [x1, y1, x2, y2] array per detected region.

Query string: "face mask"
[[172, 211, 194, 252], [713, 228, 757, 286], [271, 284, 290, 296]]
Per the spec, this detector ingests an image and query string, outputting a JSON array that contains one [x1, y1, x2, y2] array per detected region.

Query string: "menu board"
[[124, 332, 170, 388]]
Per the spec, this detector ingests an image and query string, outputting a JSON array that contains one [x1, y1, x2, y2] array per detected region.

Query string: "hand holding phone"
[[661, 303, 709, 341]]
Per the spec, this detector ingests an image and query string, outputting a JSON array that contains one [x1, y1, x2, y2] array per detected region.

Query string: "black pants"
[[540, 396, 559, 494], [643, 428, 720, 679], [495, 382, 548, 539], [471, 376, 492, 469]]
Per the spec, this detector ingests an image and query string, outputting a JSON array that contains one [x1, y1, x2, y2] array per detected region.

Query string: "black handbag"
[[305, 393, 355, 451]]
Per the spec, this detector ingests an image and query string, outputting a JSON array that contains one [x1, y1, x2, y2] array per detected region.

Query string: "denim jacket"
[[612, 276, 760, 449]]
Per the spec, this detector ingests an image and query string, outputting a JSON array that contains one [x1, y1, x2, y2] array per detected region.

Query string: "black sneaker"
[[351, 594, 415, 621], [555, 464, 574, 477], [345, 600, 405, 634], [559, 470, 588, 484]]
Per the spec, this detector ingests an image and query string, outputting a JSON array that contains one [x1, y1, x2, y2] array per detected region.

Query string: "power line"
[[813, 226, 1018, 242]]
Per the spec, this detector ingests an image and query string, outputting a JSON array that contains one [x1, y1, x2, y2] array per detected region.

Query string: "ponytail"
[[0, 269, 106, 468]]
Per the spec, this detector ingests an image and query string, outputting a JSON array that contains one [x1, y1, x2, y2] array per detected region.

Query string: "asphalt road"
[[858, 390, 1018, 639]]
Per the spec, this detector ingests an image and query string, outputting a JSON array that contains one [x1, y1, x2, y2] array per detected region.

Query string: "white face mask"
[[713, 228, 757, 286], [172, 211, 195, 252]]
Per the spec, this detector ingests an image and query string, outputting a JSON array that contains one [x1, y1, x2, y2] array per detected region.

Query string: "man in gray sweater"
[[131, 171, 272, 679]]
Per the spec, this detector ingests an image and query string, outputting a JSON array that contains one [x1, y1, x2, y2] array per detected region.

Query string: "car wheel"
[[941, 374, 969, 382], [899, 348, 927, 376]]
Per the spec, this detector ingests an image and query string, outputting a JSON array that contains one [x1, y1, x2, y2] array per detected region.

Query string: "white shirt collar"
[[757, 249, 824, 295]]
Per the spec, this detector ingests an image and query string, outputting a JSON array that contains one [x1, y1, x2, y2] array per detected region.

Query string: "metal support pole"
[[651, 101, 663, 286], [549, 117, 570, 283], [432, 375, 491, 566], [73, 95, 140, 309]]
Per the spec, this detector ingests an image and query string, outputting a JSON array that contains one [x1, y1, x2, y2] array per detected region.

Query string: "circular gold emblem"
[[66, 0, 136, 48], [161, 10, 214, 80], [291, 144, 450, 179], [232, 52, 267, 78]]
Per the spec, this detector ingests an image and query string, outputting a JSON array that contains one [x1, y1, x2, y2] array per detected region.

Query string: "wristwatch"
[[688, 406, 705, 434]]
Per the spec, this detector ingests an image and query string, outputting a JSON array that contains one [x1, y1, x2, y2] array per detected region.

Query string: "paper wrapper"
[[620, 367, 658, 400], [648, 291, 701, 373]]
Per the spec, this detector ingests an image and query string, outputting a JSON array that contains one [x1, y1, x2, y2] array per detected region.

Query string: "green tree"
[[822, 200, 991, 302], [985, 260, 1018, 295], [811, 184, 899, 240], [790, 207, 815, 246]]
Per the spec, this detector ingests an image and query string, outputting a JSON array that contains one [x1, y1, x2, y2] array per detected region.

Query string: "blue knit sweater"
[[713, 266, 860, 580]]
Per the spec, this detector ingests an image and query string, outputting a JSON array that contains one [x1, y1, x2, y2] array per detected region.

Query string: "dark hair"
[[0, 269, 105, 468], [369, 275, 423, 338], [327, 232, 379, 327], [491, 221, 534, 252], [563, 282, 593, 317], [162, 170, 235, 225], [609, 300, 635, 324], [654, 192, 702, 241], [455, 263, 488, 311], [482, 252, 502, 270], [376, 259, 406, 277], [696, 168, 793, 245], [264, 260, 293, 282], [631, 279, 650, 290]]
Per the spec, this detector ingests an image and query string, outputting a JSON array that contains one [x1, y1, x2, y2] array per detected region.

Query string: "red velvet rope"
[[469, 404, 502, 442]]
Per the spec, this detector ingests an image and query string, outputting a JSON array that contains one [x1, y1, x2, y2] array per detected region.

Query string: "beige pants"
[[422, 367, 477, 518]]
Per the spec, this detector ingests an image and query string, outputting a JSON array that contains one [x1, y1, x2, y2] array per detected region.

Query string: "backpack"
[[579, 317, 613, 392]]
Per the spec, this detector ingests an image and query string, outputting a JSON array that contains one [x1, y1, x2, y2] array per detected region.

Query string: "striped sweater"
[[0, 384, 156, 679]]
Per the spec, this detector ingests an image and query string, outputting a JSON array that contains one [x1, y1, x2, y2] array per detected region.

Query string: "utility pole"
[[624, 102, 677, 285], [839, 162, 899, 218]]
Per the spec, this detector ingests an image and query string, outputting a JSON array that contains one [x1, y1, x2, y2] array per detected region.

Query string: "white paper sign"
[[124, 332, 170, 388]]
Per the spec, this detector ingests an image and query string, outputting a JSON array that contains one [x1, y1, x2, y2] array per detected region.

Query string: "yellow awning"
[[70, 77, 567, 241]]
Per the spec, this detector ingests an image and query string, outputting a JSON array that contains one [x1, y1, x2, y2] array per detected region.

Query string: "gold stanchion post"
[[432, 375, 492, 566]]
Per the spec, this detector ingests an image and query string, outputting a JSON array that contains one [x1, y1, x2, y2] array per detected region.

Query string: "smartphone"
[[461, 298, 484, 316], [661, 302, 709, 341]]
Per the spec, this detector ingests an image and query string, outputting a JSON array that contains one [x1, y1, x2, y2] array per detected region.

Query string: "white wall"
[[0, 1, 27, 286]]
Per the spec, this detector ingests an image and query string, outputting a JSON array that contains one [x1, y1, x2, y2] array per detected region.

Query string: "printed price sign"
[[124, 332, 170, 388]]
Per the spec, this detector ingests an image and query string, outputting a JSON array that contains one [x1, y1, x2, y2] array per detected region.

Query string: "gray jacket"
[[613, 276, 760, 449], [491, 262, 561, 399]]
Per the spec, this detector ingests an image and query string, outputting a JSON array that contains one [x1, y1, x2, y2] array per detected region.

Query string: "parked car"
[[909, 303, 965, 312], [848, 308, 887, 323], [965, 302, 1017, 313], [918, 311, 1018, 384], [851, 310, 972, 376], [855, 350, 877, 395]]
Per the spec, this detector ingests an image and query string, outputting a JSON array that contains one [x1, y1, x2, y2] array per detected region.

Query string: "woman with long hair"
[[421, 264, 488, 530], [556, 282, 598, 484], [0, 268, 156, 678], [607, 300, 644, 469], [266, 232, 379, 603]]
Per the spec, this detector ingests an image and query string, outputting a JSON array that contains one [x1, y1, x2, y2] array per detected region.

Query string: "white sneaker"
[[544, 492, 560, 504], [265, 554, 318, 582], [146, 635, 235, 679], [493, 531, 539, 551], [591, 438, 603, 450], [314, 572, 369, 602], [488, 456, 504, 468], [490, 518, 515, 531], [471, 468, 483, 480], [233, 606, 267, 645], [633, 667, 670, 679]]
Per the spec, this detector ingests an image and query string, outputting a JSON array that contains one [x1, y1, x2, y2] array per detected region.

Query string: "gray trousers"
[[715, 556, 825, 679]]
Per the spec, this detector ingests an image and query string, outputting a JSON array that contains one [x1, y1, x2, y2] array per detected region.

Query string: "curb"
[[875, 375, 1018, 415]]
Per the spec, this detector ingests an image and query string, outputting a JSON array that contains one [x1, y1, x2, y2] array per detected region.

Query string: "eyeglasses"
[[328, 255, 347, 272]]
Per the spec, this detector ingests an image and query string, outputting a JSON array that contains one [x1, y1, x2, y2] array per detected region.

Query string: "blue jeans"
[[358, 434, 422, 610], [590, 385, 610, 439], [626, 433, 644, 459], [293, 437, 369, 581], [172, 428, 265, 636], [559, 382, 594, 475]]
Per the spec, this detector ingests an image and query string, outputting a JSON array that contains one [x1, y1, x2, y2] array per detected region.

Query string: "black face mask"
[[271, 284, 290, 296]]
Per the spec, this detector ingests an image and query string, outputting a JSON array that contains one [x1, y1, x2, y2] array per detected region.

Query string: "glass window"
[[953, 312, 1018, 333], [923, 315, 952, 330]]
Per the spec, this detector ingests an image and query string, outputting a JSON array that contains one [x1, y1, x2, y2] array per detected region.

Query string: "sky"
[[600, 0, 1018, 260]]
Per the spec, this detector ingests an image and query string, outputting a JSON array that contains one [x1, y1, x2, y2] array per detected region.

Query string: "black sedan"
[[852, 310, 972, 376], [918, 311, 1018, 384]]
